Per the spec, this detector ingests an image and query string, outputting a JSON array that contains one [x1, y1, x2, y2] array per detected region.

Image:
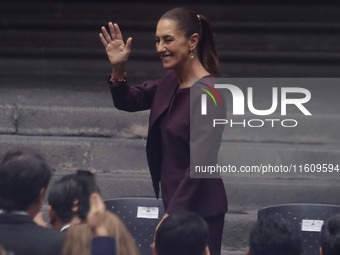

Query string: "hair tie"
[[197, 14, 200, 21]]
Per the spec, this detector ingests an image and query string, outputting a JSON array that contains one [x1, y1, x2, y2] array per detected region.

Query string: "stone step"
[[1, 1, 340, 80], [2, 1, 340, 23], [3, 47, 340, 65], [3, 23, 340, 53], [1, 56, 340, 80], [1, 134, 339, 175], [2, 106, 340, 141], [223, 211, 256, 252], [2, 2, 340, 69], [1, 134, 339, 209], [1, 104, 340, 143]]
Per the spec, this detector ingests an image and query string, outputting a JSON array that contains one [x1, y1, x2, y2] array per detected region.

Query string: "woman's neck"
[[175, 59, 210, 89]]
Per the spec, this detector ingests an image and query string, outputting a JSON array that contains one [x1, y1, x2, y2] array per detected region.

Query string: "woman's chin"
[[162, 64, 173, 70], [162, 61, 178, 71]]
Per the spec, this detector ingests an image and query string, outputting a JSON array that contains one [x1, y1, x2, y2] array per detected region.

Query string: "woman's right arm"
[[100, 22, 160, 112], [109, 78, 161, 112]]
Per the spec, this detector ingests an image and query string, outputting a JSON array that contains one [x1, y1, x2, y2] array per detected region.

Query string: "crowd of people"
[[0, 147, 339, 255]]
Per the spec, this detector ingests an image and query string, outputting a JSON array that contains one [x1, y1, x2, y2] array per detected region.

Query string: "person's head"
[[320, 214, 340, 255], [156, 7, 219, 74], [61, 211, 139, 255], [154, 211, 209, 255], [48, 174, 81, 230], [0, 147, 53, 217], [247, 213, 302, 255]]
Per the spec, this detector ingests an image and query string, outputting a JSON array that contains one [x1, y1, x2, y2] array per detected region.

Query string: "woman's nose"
[[157, 43, 166, 54]]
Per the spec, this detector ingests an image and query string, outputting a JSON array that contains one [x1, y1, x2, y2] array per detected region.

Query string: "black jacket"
[[0, 214, 64, 255]]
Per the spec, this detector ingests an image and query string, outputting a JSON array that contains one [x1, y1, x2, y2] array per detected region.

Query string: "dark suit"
[[110, 70, 228, 254], [0, 214, 64, 255]]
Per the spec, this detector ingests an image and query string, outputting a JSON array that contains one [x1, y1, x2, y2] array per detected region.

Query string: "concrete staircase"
[[1, 1, 340, 254]]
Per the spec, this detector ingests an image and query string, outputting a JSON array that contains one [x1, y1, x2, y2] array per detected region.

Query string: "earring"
[[189, 50, 194, 59]]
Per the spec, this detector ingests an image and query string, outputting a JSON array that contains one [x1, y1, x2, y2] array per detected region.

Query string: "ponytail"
[[160, 7, 220, 75], [197, 15, 220, 75]]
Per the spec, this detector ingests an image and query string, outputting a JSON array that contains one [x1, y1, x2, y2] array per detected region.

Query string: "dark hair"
[[74, 170, 100, 221], [0, 147, 53, 211], [155, 211, 209, 255], [249, 214, 302, 255], [321, 214, 340, 255], [160, 7, 219, 74], [48, 175, 81, 223]]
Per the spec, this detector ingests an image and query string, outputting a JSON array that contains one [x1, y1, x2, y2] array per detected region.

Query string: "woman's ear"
[[189, 33, 199, 51]]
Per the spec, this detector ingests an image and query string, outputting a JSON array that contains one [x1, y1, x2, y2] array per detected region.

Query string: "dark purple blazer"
[[110, 70, 228, 217]]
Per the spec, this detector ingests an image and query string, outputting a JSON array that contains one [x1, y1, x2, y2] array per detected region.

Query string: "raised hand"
[[99, 22, 132, 72], [87, 192, 108, 236]]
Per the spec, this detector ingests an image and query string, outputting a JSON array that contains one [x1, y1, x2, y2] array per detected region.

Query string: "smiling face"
[[155, 19, 191, 71]]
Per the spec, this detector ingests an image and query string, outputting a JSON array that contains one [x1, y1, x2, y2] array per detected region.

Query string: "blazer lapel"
[[149, 71, 178, 127]]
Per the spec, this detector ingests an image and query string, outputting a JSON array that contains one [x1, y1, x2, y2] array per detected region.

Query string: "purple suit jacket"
[[110, 70, 228, 217]]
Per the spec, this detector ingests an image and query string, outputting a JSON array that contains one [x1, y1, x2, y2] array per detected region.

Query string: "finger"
[[125, 37, 133, 52], [90, 192, 106, 212], [109, 22, 116, 40], [99, 33, 108, 47], [101, 26, 112, 43], [90, 192, 100, 209], [88, 193, 100, 223], [114, 23, 123, 41]]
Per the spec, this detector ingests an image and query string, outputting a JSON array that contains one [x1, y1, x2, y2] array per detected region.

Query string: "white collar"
[[60, 224, 71, 232], [11, 211, 28, 216], [1, 211, 29, 216]]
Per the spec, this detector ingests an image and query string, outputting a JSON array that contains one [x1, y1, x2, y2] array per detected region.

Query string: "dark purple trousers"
[[205, 214, 225, 255]]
